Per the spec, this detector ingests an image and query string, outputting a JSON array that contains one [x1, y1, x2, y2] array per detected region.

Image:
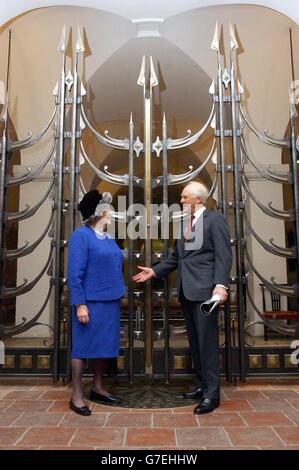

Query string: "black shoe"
[[183, 387, 204, 399], [89, 389, 121, 405], [69, 400, 91, 416], [194, 398, 220, 415]]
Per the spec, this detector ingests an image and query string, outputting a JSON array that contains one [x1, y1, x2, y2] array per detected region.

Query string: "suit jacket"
[[152, 209, 232, 301], [67, 226, 125, 305]]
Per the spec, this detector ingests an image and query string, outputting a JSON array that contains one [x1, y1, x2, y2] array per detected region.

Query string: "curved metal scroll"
[[8, 140, 56, 186], [159, 139, 217, 186], [9, 105, 58, 150], [167, 105, 215, 150], [241, 137, 290, 184], [80, 140, 143, 187], [242, 173, 293, 221], [81, 105, 129, 150], [7, 178, 54, 223], [207, 172, 218, 199], [239, 104, 290, 149], [3, 284, 53, 337], [246, 287, 296, 336], [6, 210, 54, 260], [4, 247, 53, 298], [79, 175, 87, 196], [244, 211, 294, 258], [245, 249, 296, 297]]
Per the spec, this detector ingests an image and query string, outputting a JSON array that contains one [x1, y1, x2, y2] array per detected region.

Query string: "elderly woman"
[[67, 189, 125, 416]]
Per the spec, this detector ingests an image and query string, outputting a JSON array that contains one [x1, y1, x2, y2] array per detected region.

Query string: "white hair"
[[184, 182, 209, 203]]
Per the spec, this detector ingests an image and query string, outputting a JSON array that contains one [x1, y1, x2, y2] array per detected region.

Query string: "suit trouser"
[[180, 292, 220, 400]]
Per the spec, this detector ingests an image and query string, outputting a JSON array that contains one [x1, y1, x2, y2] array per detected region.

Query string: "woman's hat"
[[78, 189, 101, 220]]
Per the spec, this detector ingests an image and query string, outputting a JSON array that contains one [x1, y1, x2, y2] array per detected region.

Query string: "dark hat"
[[78, 189, 102, 220]]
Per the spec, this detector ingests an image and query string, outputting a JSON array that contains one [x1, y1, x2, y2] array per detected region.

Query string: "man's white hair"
[[184, 181, 209, 203]]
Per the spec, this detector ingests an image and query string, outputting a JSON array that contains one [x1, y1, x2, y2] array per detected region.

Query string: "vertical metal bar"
[[217, 54, 233, 383], [53, 45, 67, 383], [289, 29, 295, 84], [128, 113, 134, 383], [290, 122, 299, 311], [68, 50, 79, 234], [65, 36, 81, 383], [224, 288, 232, 380], [230, 60, 246, 382], [0, 131, 8, 335], [0, 31, 11, 328], [289, 29, 299, 312], [217, 63, 228, 217], [212, 23, 233, 382], [162, 113, 170, 384], [144, 96, 153, 381]]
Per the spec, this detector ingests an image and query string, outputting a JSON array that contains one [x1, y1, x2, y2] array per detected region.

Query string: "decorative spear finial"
[[209, 80, 216, 95], [76, 25, 85, 54], [211, 22, 220, 52], [80, 82, 86, 97], [0, 81, 5, 106], [238, 80, 244, 95], [137, 55, 146, 90], [57, 25, 67, 53], [230, 23, 239, 51], [150, 56, 158, 91]]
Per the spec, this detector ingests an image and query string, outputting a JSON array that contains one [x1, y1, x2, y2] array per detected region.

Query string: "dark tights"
[[71, 358, 108, 407]]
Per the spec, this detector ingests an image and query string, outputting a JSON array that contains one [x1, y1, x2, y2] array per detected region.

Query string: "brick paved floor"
[[0, 377, 298, 450]]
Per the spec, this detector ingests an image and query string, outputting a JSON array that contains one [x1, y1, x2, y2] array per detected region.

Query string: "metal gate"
[[0, 24, 298, 382]]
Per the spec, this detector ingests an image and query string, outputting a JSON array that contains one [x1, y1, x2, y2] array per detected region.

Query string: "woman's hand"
[[76, 304, 90, 324]]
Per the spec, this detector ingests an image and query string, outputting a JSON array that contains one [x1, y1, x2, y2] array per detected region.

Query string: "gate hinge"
[[217, 201, 245, 210], [64, 97, 82, 104], [63, 131, 82, 139], [215, 129, 242, 137], [216, 165, 243, 173], [230, 276, 248, 285], [213, 95, 241, 103], [230, 238, 246, 247], [51, 239, 68, 248], [62, 166, 81, 174]]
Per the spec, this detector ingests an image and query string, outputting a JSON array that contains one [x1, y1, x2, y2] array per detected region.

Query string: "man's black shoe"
[[183, 387, 204, 399], [89, 389, 121, 405], [194, 397, 220, 415]]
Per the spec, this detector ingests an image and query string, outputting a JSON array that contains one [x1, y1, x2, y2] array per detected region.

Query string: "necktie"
[[183, 214, 195, 248]]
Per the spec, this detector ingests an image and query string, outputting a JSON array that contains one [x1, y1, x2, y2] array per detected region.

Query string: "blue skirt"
[[71, 300, 120, 359]]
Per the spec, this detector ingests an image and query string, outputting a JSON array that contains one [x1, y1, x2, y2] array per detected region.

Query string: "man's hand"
[[212, 286, 228, 304], [76, 304, 89, 324], [133, 266, 156, 283]]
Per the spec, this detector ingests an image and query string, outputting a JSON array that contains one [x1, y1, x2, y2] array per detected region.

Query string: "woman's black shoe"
[[69, 400, 92, 416], [89, 389, 121, 405]]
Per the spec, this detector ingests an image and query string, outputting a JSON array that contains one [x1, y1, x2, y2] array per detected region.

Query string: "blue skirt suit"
[[67, 225, 125, 359]]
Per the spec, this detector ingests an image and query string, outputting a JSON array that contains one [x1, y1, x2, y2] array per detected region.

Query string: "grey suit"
[[153, 209, 232, 399]]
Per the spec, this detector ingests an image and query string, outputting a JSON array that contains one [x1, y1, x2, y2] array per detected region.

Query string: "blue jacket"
[[67, 226, 125, 305]]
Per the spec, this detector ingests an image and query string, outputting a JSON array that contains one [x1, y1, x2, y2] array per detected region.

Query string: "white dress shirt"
[[190, 206, 228, 291]]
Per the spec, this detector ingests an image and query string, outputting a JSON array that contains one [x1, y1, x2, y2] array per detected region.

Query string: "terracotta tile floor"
[[0, 377, 298, 450]]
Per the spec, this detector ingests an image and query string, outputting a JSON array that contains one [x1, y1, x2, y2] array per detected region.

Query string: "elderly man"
[[133, 182, 232, 414]]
